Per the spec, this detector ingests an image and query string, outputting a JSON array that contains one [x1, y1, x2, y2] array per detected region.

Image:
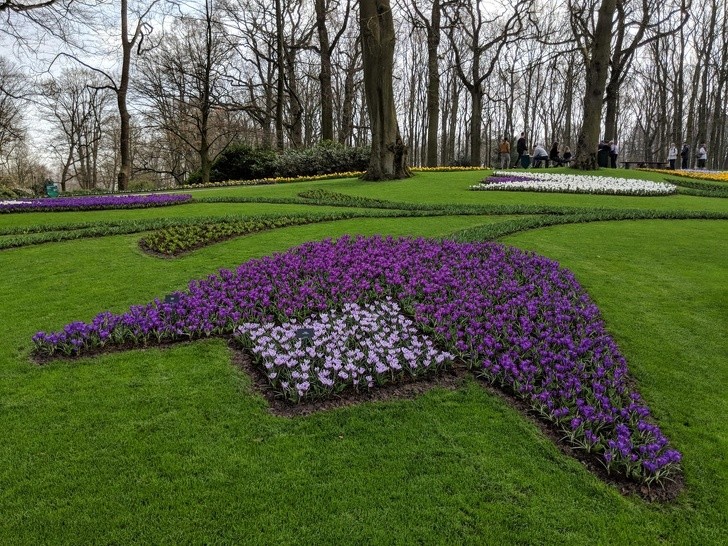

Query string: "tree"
[[0, 57, 26, 163], [360, 0, 410, 180], [41, 69, 114, 191], [445, 0, 529, 167], [136, 0, 238, 185], [601, 0, 690, 142], [315, 0, 351, 142], [402, 0, 441, 167], [572, 0, 618, 170]]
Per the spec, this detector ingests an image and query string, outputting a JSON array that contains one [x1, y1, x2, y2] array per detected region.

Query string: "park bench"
[[620, 160, 668, 169]]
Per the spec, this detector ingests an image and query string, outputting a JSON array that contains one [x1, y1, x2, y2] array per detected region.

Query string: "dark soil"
[[228, 342, 471, 417], [228, 342, 684, 503]]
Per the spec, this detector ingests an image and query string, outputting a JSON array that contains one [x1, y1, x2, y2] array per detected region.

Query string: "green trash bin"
[[520, 154, 531, 168], [45, 181, 59, 198]]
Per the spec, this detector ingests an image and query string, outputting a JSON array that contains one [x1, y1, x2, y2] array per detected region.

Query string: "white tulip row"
[[471, 172, 677, 196]]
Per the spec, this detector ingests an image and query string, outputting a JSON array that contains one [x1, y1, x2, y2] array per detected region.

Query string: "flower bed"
[[471, 172, 676, 196], [32, 236, 681, 484], [236, 300, 453, 402], [0, 193, 193, 213], [644, 168, 728, 183]]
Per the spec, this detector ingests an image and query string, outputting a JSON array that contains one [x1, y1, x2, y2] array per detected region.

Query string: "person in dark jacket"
[[680, 142, 690, 169], [515, 132, 527, 167], [548, 142, 561, 166]]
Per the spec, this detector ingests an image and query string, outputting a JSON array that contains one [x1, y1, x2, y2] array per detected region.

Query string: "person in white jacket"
[[667, 143, 678, 170], [697, 143, 707, 169]]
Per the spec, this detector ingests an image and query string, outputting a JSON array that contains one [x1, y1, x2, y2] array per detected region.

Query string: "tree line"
[[0, 0, 725, 190]]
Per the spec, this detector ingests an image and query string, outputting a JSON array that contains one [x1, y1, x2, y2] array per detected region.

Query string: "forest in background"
[[0, 0, 725, 190]]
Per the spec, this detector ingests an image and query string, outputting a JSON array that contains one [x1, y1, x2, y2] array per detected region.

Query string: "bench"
[[620, 161, 668, 169]]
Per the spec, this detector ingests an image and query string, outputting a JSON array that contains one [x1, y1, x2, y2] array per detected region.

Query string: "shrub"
[[187, 142, 370, 184], [274, 141, 370, 178], [187, 145, 277, 184]]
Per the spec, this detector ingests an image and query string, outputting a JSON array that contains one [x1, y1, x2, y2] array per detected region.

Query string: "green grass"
[[1, 170, 727, 544]]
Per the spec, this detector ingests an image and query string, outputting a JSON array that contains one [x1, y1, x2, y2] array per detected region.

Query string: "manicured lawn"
[[1, 171, 726, 544]]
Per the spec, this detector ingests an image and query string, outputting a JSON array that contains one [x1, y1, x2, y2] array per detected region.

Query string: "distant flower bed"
[[644, 168, 728, 183], [236, 300, 453, 402], [33, 236, 681, 484], [471, 172, 676, 196], [412, 166, 487, 172], [0, 193, 192, 213]]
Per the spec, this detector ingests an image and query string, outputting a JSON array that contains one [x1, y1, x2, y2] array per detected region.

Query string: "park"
[[1, 0, 727, 544]]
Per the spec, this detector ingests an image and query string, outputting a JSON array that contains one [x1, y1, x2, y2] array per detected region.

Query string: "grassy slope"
[[0, 171, 726, 544]]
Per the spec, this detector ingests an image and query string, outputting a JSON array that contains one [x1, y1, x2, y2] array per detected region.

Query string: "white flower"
[[471, 171, 676, 196]]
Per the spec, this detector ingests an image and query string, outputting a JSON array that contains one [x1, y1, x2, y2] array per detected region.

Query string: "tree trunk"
[[315, 0, 334, 141], [200, 0, 213, 184], [573, 0, 617, 170], [360, 0, 411, 180], [338, 50, 358, 145], [117, 0, 132, 191], [425, 0, 440, 167], [274, 0, 285, 150], [603, 77, 619, 141], [470, 87, 483, 166]]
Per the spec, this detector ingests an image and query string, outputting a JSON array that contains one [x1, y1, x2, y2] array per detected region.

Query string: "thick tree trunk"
[[470, 87, 483, 166], [573, 0, 617, 170], [360, 0, 411, 180], [274, 0, 285, 150], [338, 52, 357, 145], [117, 0, 132, 191], [603, 77, 619, 141], [200, 0, 213, 185], [425, 0, 440, 167], [315, 0, 334, 141]]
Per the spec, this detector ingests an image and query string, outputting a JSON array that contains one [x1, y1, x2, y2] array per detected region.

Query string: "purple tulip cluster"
[[32, 235, 681, 483], [0, 193, 192, 212], [236, 300, 454, 401], [479, 174, 535, 184]]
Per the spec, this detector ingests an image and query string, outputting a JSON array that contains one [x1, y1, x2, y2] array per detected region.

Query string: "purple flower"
[[31, 235, 681, 482]]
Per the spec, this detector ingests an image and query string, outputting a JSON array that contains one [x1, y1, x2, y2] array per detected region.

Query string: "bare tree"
[[0, 57, 26, 162], [315, 0, 351, 142], [360, 0, 410, 179], [136, 0, 239, 184], [573, 0, 618, 170], [445, 0, 529, 166]]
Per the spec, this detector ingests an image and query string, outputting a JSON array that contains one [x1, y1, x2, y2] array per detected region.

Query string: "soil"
[[228, 342, 684, 503]]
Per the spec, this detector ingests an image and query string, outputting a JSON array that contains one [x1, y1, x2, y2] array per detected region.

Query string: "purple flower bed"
[[236, 300, 454, 401], [0, 193, 192, 213], [32, 235, 681, 483], [479, 174, 535, 184]]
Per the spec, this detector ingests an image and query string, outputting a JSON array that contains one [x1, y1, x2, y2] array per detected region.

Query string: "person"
[[562, 146, 572, 165], [680, 141, 690, 169], [597, 140, 610, 167], [549, 142, 561, 166], [498, 136, 511, 169], [697, 142, 707, 169], [667, 142, 678, 170], [515, 132, 527, 167], [532, 143, 549, 168], [609, 140, 619, 168]]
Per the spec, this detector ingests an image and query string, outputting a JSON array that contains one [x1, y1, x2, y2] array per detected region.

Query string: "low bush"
[[186, 142, 370, 184]]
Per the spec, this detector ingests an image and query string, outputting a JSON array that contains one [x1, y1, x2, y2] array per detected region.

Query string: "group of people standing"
[[667, 142, 708, 170], [499, 133, 710, 171], [498, 133, 572, 169]]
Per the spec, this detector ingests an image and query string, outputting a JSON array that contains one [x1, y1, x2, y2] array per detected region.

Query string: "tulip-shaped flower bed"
[[236, 300, 454, 402], [470, 171, 676, 196], [32, 235, 681, 486], [0, 193, 192, 213]]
